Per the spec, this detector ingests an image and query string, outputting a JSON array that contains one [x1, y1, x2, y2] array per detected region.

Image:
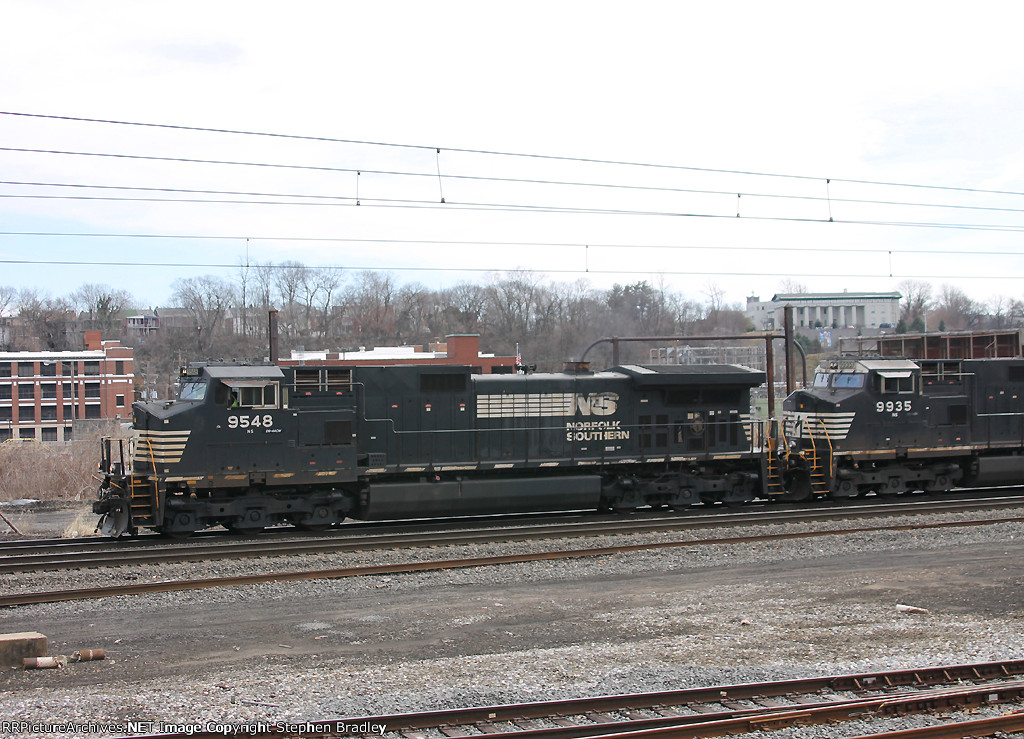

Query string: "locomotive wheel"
[[776, 472, 812, 502], [227, 507, 266, 535], [296, 506, 336, 531]]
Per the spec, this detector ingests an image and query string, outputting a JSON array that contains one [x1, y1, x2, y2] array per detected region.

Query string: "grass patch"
[[0, 435, 106, 503]]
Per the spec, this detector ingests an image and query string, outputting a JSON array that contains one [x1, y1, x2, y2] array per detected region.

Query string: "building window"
[[19, 428, 34, 440], [83, 361, 101, 376], [40, 406, 57, 420], [116, 394, 125, 407], [19, 406, 35, 422], [0, 429, 10, 441], [40, 363, 57, 377], [63, 404, 73, 421], [0, 384, 10, 400], [0, 407, 10, 421], [115, 360, 124, 375], [17, 362, 34, 377], [61, 361, 75, 377], [18, 383, 35, 400], [40, 383, 57, 399], [0, 363, 10, 378], [85, 382, 101, 398], [41, 428, 57, 442], [85, 405, 102, 419]]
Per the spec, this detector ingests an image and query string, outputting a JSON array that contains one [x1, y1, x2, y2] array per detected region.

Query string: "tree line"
[[1, 270, 1021, 398]]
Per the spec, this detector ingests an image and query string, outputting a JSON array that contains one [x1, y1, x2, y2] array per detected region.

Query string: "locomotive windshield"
[[812, 371, 865, 389], [178, 380, 207, 400]]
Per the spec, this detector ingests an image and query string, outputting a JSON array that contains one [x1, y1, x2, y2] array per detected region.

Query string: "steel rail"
[[320, 682, 1024, 739], [340, 662, 1024, 731], [116, 661, 1024, 739], [4, 511, 1024, 606], [847, 710, 1024, 738], [4, 495, 1024, 574], [2, 487, 1019, 557]]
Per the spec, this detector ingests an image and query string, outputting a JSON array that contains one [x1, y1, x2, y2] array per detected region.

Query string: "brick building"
[[0, 331, 134, 442], [280, 334, 517, 373]]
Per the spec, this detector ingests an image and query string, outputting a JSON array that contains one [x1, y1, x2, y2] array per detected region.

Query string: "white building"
[[746, 292, 901, 332]]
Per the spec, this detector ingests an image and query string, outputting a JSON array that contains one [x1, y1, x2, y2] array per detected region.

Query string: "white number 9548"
[[228, 414, 274, 429]]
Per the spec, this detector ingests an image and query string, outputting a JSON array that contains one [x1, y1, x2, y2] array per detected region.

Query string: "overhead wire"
[[4, 110, 1024, 199], [1, 110, 1023, 286], [0, 255, 1011, 282], [1, 231, 1023, 258]]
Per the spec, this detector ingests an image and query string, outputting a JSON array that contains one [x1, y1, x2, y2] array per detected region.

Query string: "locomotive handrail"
[[814, 417, 836, 479]]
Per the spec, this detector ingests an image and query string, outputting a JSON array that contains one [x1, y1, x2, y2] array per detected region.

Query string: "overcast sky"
[[3, 1, 1024, 311]]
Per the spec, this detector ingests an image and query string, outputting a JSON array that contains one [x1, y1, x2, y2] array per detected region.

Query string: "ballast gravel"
[[1, 506, 1023, 738]]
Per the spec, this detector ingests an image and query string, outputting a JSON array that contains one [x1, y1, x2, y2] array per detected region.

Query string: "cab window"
[[878, 374, 914, 394], [813, 373, 830, 388], [833, 373, 865, 389], [216, 381, 279, 408], [178, 381, 208, 400]]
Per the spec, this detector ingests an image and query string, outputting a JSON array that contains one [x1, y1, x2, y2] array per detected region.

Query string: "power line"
[[0, 255, 1015, 282], [6, 177, 1024, 218], [2, 230, 1023, 258], [5, 189, 1024, 233], [4, 110, 1024, 199]]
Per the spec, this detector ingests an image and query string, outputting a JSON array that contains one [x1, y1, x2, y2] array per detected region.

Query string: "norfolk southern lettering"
[[566, 420, 629, 441]]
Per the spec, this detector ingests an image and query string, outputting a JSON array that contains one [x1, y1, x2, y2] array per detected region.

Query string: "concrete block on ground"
[[0, 632, 48, 668]]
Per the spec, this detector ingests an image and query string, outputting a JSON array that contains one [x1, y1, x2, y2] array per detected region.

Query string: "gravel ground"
[[1, 504, 1023, 738]]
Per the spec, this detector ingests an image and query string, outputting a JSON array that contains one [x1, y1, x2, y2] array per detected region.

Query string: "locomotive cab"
[[783, 356, 971, 499]]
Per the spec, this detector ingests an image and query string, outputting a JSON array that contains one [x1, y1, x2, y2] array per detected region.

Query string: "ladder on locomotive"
[[127, 437, 159, 527], [763, 419, 787, 496], [804, 418, 834, 496]]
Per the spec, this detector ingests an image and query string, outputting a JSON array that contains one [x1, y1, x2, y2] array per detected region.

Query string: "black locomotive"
[[95, 336, 1024, 537], [783, 355, 1024, 498], [95, 361, 766, 536]]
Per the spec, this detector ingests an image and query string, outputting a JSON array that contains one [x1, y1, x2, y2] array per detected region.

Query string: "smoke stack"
[[268, 309, 279, 364]]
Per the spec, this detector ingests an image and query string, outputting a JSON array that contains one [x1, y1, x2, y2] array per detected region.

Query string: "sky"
[[3, 1, 1024, 312]]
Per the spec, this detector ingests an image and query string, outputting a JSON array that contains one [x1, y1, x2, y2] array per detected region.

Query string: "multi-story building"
[[746, 292, 901, 332], [0, 331, 134, 442]]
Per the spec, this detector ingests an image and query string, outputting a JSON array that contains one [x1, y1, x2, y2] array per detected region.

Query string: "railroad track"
[[4, 496, 1024, 606], [3, 493, 1024, 574], [118, 660, 1024, 738]]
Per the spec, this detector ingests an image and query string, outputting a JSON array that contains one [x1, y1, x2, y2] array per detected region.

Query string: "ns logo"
[[575, 392, 619, 416]]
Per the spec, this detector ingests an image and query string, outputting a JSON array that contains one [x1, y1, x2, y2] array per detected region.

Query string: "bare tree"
[[16, 289, 75, 350], [932, 284, 981, 330], [483, 271, 544, 349], [345, 271, 398, 345], [0, 285, 16, 316], [171, 275, 235, 354], [777, 279, 809, 294], [71, 283, 135, 337], [272, 261, 307, 339], [897, 279, 932, 327]]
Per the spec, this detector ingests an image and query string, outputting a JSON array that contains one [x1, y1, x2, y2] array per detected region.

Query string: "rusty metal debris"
[[23, 648, 106, 669]]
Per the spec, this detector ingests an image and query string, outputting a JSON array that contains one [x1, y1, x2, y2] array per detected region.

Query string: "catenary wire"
[[0, 256, 1013, 281], [4, 110, 1024, 199], [1, 231, 1023, 259], [4, 178, 1024, 218]]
